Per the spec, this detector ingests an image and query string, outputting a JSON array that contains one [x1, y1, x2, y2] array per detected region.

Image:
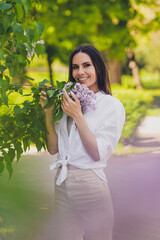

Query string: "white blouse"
[[50, 91, 125, 185]]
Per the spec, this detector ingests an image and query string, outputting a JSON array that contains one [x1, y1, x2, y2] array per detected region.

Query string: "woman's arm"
[[40, 90, 58, 155], [61, 90, 100, 161], [74, 112, 100, 161]]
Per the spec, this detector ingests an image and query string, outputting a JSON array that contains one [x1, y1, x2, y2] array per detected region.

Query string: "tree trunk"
[[47, 55, 53, 85], [127, 49, 143, 89], [129, 60, 142, 89], [108, 59, 121, 84]]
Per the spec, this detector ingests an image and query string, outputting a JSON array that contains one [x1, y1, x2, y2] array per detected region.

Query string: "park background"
[[0, 0, 160, 240]]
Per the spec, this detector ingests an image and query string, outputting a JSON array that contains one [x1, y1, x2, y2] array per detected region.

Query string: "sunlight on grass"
[[114, 142, 160, 155], [27, 70, 68, 85]]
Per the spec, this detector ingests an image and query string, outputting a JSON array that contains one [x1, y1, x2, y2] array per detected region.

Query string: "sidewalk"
[[130, 116, 160, 153]]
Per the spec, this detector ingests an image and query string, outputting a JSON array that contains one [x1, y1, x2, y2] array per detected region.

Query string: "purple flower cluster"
[[64, 82, 96, 112]]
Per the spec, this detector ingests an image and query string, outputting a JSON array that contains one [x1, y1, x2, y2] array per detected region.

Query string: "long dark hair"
[[68, 45, 112, 95]]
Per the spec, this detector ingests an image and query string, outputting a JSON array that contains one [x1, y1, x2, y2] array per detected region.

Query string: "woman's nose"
[[77, 67, 84, 75]]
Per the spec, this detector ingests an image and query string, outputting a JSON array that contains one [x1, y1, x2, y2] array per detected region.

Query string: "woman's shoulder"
[[97, 91, 124, 109]]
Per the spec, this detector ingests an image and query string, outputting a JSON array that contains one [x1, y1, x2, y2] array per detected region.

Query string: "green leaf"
[[0, 78, 8, 105], [18, 89, 23, 95], [14, 141, 23, 161], [0, 64, 7, 74], [15, 3, 24, 20], [52, 108, 63, 122], [36, 141, 42, 152], [43, 99, 55, 109], [5, 75, 10, 85], [13, 23, 23, 34], [47, 89, 56, 98], [8, 148, 15, 162], [21, 0, 31, 15], [0, 98, 2, 107], [0, 2, 12, 11], [0, 157, 4, 174], [39, 79, 50, 86], [0, 49, 4, 60], [2, 14, 14, 32], [3, 150, 13, 178], [56, 81, 67, 88], [23, 139, 29, 152], [20, 75, 34, 80], [25, 28, 35, 42], [34, 43, 45, 57], [2, 132, 9, 143], [34, 22, 44, 41], [54, 102, 61, 111], [24, 43, 32, 54], [6, 163, 13, 179], [14, 105, 21, 116]]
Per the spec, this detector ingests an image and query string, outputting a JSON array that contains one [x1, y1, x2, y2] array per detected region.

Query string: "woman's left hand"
[[61, 90, 82, 119]]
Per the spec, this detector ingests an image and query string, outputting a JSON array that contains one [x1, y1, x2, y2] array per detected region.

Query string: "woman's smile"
[[78, 76, 89, 82]]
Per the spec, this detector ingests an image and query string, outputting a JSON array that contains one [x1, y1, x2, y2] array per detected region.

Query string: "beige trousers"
[[53, 169, 114, 240]]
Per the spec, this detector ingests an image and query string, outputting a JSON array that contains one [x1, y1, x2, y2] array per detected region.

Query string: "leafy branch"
[[0, 78, 77, 177]]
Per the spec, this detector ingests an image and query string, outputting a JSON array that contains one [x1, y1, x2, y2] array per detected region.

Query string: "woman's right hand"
[[40, 86, 55, 113]]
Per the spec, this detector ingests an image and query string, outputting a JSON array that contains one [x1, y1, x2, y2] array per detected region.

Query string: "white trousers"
[[53, 169, 114, 240]]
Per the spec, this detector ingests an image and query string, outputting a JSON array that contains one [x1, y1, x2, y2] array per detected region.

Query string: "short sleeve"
[[95, 100, 125, 163]]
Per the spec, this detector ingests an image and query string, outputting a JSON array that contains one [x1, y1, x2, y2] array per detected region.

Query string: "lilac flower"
[[64, 82, 96, 112]]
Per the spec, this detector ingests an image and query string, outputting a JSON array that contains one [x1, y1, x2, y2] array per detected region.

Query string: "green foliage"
[[37, 0, 133, 64], [0, 83, 46, 177], [0, 79, 77, 177], [113, 85, 154, 143], [0, 0, 45, 177], [0, 0, 45, 102]]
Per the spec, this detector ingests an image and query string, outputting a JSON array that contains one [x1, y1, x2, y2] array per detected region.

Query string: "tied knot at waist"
[[50, 159, 68, 185]]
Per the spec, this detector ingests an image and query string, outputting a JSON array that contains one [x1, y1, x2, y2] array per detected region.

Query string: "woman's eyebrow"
[[72, 61, 91, 66], [82, 61, 91, 64]]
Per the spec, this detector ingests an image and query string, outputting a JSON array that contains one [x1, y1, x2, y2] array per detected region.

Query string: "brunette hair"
[[68, 45, 112, 95]]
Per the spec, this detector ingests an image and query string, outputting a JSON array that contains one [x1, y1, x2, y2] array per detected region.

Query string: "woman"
[[40, 45, 125, 240]]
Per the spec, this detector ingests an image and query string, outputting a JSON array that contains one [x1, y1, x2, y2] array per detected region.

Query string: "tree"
[[36, 0, 160, 85], [0, 0, 45, 176], [36, 0, 133, 84]]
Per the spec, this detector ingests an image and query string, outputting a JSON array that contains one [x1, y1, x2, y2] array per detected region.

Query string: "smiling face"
[[72, 52, 99, 93]]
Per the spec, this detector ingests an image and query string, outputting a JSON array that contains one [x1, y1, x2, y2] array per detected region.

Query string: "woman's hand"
[[61, 90, 82, 119], [40, 85, 55, 113]]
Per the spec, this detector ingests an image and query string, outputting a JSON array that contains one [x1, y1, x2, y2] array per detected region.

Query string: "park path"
[[33, 116, 160, 240]]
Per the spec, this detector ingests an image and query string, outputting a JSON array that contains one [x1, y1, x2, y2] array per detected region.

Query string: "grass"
[[114, 142, 160, 155], [0, 154, 55, 240]]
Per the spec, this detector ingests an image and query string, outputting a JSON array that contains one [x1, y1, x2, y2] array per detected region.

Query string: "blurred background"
[[0, 0, 160, 239]]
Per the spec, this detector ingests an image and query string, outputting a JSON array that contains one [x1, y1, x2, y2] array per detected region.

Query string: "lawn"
[[0, 153, 56, 240]]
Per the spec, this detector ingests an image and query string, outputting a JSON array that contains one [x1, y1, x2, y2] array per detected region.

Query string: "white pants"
[[53, 169, 114, 240]]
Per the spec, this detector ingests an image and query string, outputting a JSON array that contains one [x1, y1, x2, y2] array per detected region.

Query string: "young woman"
[[40, 45, 125, 240]]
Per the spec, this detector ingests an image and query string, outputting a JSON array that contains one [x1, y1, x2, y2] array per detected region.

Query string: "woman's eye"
[[72, 65, 78, 70], [84, 64, 91, 68]]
